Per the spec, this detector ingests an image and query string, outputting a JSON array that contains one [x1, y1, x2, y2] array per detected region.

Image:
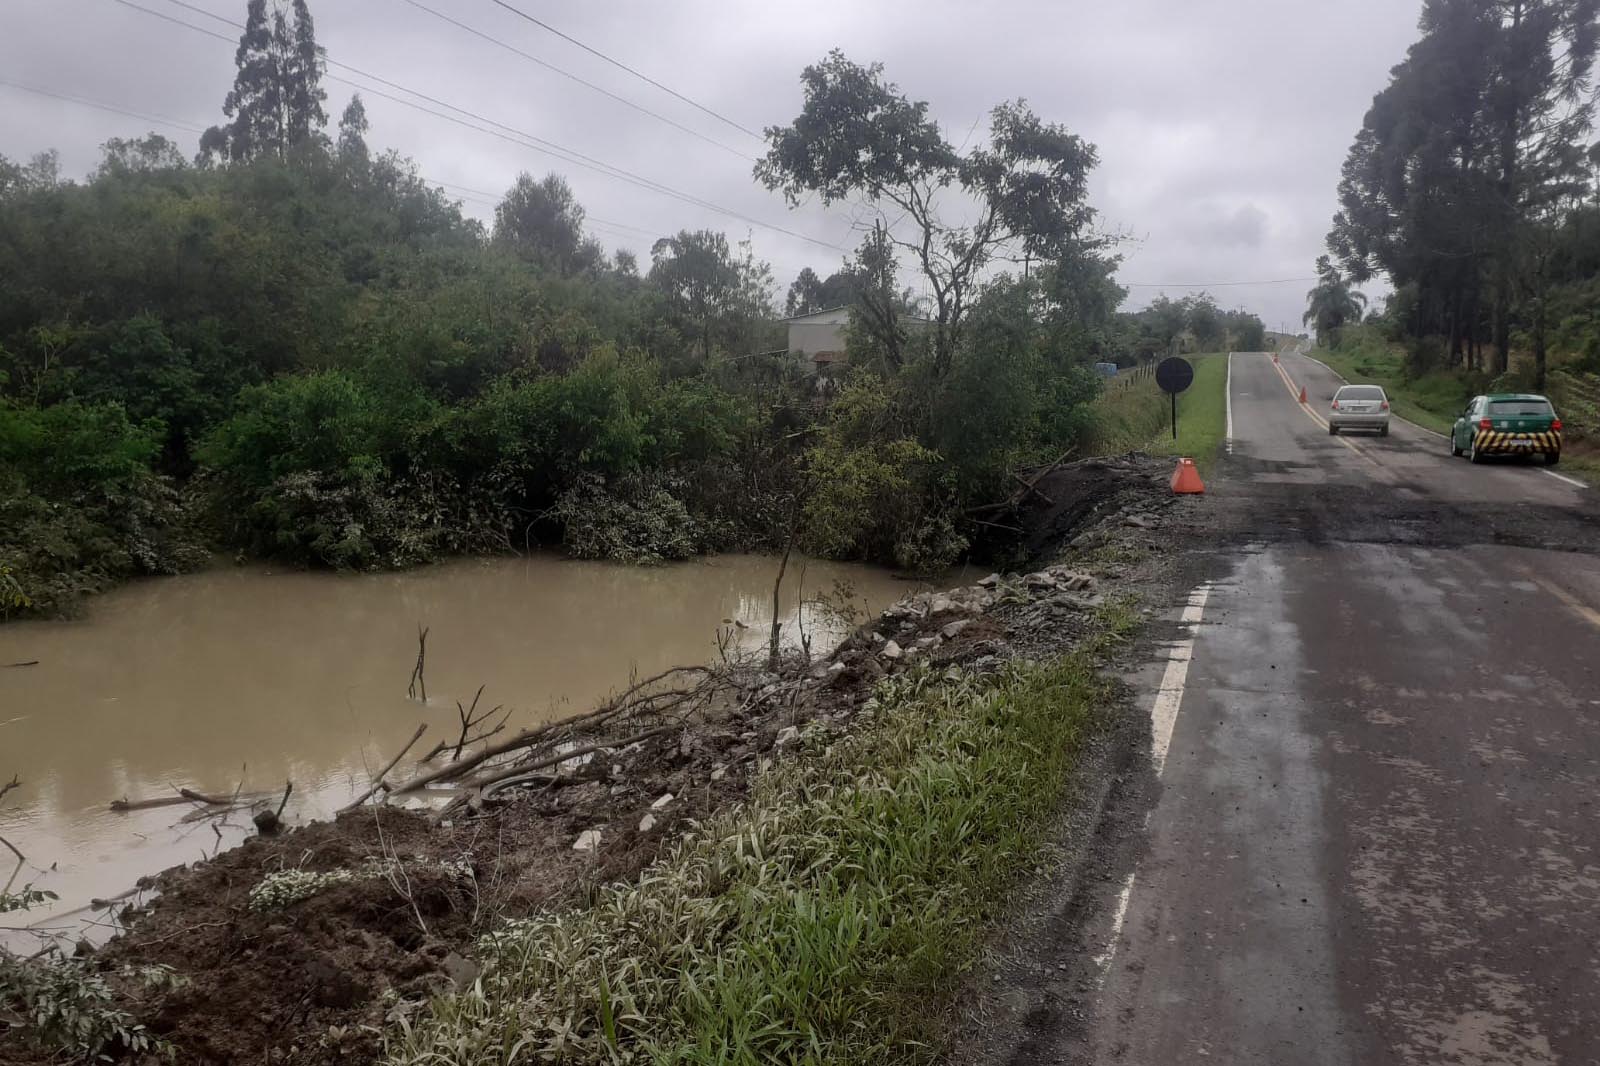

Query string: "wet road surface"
[[1090, 352, 1600, 1064]]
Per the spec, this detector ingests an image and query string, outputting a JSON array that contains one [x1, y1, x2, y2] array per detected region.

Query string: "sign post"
[[1155, 356, 1195, 441]]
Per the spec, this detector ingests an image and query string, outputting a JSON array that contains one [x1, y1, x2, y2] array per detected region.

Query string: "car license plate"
[[1512, 439, 1532, 448]]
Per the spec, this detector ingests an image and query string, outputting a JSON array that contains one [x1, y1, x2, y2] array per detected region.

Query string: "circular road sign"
[[1156, 356, 1195, 395]]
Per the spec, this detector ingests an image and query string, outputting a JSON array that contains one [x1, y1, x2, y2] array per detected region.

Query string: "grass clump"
[[1145, 354, 1228, 473], [1084, 355, 1228, 473], [386, 649, 1120, 1065]]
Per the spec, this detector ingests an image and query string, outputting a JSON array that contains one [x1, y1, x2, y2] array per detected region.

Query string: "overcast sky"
[[1, 0, 1424, 332]]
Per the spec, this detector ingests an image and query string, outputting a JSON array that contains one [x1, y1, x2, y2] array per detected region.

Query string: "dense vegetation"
[[0, 3, 1264, 619], [1324, 0, 1600, 385]]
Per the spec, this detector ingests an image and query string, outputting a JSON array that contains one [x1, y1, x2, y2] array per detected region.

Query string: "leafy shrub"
[[0, 401, 206, 617], [0, 955, 180, 1061], [552, 474, 699, 564]]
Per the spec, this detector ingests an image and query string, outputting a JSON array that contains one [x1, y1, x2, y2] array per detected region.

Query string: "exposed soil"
[[0, 454, 1183, 1066]]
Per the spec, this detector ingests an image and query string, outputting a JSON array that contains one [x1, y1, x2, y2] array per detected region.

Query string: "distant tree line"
[[0, 3, 1266, 617], [1324, 0, 1600, 386]]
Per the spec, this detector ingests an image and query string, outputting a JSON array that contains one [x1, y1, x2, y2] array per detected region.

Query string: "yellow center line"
[[1518, 567, 1600, 631]]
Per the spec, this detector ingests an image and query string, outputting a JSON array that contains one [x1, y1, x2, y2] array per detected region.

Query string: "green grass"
[[1146, 354, 1228, 474], [1086, 355, 1228, 474], [1315, 346, 1475, 436], [385, 614, 1135, 1066]]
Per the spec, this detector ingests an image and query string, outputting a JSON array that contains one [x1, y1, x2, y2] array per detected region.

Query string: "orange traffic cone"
[[1298, 385, 1308, 404], [1171, 457, 1206, 495]]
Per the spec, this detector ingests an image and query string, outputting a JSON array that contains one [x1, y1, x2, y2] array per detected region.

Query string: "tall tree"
[[757, 51, 1099, 378], [200, 0, 328, 164], [336, 93, 369, 165], [1303, 255, 1368, 348], [785, 267, 825, 316], [649, 230, 773, 361], [1328, 0, 1600, 371], [493, 173, 597, 276]]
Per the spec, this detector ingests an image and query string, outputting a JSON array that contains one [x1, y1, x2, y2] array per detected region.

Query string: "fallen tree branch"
[[2, 661, 38, 668], [431, 728, 667, 823], [338, 724, 427, 815], [462, 728, 669, 793], [391, 667, 714, 796], [110, 786, 239, 813], [0, 775, 18, 805]]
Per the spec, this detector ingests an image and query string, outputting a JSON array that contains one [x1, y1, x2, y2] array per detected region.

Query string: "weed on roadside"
[[385, 651, 1119, 1065]]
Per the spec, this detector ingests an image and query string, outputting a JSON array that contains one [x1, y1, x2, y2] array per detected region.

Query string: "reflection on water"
[[0, 554, 914, 942]]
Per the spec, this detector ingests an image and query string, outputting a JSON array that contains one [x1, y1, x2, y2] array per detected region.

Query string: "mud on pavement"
[[2, 453, 1203, 1066]]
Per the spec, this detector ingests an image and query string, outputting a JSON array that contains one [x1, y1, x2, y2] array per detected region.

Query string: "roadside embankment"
[[1, 455, 1199, 1066], [1086, 355, 1230, 474]]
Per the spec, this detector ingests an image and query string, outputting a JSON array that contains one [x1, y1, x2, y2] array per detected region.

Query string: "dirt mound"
[[967, 453, 1179, 566]]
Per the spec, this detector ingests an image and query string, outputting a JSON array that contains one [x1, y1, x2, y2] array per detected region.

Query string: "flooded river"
[[0, 554, 916, 944]]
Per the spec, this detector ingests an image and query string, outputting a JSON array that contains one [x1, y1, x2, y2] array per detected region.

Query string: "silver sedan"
[[1328, 384, 1391, 436]]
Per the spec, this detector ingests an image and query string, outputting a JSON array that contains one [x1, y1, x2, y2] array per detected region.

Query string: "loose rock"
[[881, 640, 904, 661], [572, 829, 602, 852]]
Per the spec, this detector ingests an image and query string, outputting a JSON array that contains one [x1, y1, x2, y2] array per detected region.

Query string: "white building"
[[781, 306, 851, 370]]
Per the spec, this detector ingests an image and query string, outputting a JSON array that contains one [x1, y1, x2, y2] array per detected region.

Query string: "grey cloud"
[[0, 0, 1427, 332]]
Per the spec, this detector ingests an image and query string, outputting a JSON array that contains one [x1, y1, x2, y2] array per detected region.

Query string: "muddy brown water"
[[0, 554, 919, 946]]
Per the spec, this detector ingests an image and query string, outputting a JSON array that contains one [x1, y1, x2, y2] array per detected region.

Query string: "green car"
[[1450, 393, 1563, 465]]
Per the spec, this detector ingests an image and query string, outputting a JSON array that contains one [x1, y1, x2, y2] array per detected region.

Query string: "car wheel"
[[1380, 424, 1390, 437], [1546, 451, 1561, 466], [1450, 432, 1462, 457], [1328, 424, 1339, 436], [1469, 434, 1485, 464]]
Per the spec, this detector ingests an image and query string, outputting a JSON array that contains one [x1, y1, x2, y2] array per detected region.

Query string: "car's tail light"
[[1331, 400, 1341, 410], [1380, 401, 1390, 410], [1479, 418, 1493, 430], [1552, 418, 1563, 432]]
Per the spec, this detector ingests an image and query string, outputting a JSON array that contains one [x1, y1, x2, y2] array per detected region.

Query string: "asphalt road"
[[1089, 351, 1600, 1065]]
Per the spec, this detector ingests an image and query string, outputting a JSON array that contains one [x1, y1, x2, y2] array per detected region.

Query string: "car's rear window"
[[1486, 400, 1553, 416], [1337, 386, 1385, 401]]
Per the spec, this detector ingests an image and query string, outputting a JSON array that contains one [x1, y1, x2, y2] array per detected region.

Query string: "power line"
[[396, 0, 752, 161], [0, 77, 206, 134], [1122, 276, 1317, 288], [108, 0, 846, 252], [487, 0, 763, 141]]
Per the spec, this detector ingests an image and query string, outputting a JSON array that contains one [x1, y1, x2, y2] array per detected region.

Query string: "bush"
[[0, 401, 206, 616], [552, 473, 699, 564]]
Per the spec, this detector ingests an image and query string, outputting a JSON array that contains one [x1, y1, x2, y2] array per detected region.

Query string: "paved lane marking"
[[1151, 584, 1212, 776], [1226, 352, 1235, 454], [1520, 567, 1600, 630], [1098, 582, 1213, 981], [1540, 468, 1588, 489]]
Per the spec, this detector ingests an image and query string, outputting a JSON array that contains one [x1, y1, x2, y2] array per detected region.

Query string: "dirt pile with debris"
[[0, 453, 1183, 1066]]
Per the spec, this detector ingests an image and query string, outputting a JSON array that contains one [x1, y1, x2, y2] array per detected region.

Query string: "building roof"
[[780, 305, 852, 323]]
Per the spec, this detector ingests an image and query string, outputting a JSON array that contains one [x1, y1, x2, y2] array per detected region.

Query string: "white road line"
[[1150, 584, 1212, 775], [1542, 468, 1588, 489], [1225, 352, 1235, 454], [1092, 874, 1137, 973], [1099, 582, 1213, 979]]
